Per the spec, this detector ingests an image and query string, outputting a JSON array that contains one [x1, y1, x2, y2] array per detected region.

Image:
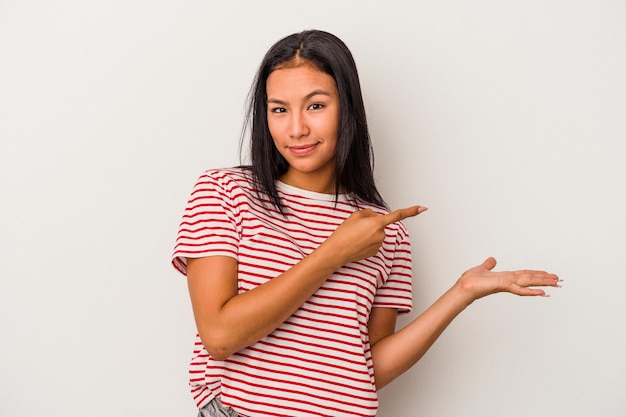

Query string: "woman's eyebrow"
[[304, 89, 331, 101], [267, 89, 331, 104]]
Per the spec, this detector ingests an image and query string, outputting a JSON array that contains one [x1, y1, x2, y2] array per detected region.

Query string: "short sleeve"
[[171, 170, 241, 276], [372, 225, 413, 315]]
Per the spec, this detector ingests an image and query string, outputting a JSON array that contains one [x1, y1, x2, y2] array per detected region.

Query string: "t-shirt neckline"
[[276, 180, 352, 202]]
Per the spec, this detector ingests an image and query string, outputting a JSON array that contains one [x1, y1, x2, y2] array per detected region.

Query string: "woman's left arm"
[[369, 257, 560, 390]]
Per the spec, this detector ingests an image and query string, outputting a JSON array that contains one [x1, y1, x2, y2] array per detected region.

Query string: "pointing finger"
[[381, 205, 428, 225]]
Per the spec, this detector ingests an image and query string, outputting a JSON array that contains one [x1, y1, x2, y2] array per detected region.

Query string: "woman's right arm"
[[187, 205, 425, 360]]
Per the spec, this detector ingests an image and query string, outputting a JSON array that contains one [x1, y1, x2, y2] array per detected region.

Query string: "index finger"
[[381, 205, 428, 225]]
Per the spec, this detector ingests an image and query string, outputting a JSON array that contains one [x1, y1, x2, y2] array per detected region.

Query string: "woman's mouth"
[[289, 144, 318, 156]]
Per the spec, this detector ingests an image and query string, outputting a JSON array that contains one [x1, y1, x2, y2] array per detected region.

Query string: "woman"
[[172, 29, 560, 417]]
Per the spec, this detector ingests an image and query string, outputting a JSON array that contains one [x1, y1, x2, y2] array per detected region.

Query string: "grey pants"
[[197, 397, 241, 417]]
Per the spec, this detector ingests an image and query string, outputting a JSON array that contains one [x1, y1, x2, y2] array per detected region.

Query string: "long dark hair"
[[242, 29, 386, 213]]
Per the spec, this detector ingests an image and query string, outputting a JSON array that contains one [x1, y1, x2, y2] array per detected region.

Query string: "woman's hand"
[[457, 257, 561, 302], [371, 256, 561, 388], [323, 205, 428, 265]]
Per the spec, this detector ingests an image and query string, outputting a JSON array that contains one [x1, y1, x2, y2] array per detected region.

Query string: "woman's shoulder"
[[186, 167, 259, 203], [355, 198, 389, 216], [195, 166, 254, 187]]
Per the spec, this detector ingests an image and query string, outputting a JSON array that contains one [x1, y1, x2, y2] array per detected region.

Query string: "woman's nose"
[[288, 112, 310, 139]]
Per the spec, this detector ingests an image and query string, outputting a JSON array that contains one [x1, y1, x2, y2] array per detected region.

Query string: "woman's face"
[[266, 64, 340, 193]]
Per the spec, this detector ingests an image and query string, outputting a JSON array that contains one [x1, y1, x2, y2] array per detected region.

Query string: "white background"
[[1, 1, 625, 416]]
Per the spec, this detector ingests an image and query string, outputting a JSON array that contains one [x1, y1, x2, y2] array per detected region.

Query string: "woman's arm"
[[187, 205, 427, 360], [370, 257, 560, 389], [187, 247, 341, 361]]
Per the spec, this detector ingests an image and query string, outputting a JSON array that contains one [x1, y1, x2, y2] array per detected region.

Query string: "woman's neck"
[[279, 170, 346, 194]]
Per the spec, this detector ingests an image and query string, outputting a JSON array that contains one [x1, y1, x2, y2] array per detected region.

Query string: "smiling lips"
[[288, 143, 318, 156]]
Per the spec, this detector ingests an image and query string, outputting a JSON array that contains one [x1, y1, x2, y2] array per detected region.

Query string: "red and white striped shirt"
[[172, 167, 413, 417]]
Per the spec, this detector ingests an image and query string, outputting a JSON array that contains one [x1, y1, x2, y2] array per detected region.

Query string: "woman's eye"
[[309, 103, 324, 110], [271, 107, 286, 113]]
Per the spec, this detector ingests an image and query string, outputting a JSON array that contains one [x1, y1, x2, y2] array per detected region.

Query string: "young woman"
[[172, 30, 560, 417]]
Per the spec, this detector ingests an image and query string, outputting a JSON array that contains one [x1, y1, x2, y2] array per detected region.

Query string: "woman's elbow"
[[198, 328, 239, 361]]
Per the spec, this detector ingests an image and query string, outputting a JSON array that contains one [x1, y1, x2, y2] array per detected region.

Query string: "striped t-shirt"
[[172, 167, 413, 417]]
